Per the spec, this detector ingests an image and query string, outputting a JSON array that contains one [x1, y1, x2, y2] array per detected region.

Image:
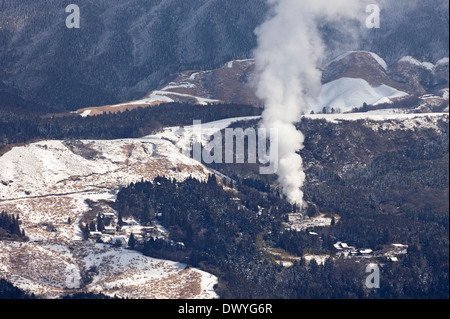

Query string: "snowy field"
[[304, 111, 448, 132], [0, 136, 218, 299], [307, 77, 409, 113]]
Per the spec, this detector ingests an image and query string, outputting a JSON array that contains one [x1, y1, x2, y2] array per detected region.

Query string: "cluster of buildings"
[[333, 241, 408, 261], [87, 213, 164, 247], [86, 212, 186, 251], [333, 241, 373, 257]]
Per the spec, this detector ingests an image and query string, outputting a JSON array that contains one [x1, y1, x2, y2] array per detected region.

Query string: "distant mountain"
[[0, 82, 45, 113], [75, 51, 449, 116], [0, 0, 269, 112], [359, 0, 449, 64], [389, 57, 450, 95], [314, 52, 449, 113], [323, 52, 405, 90], [0, 0, 448, 113], [75, 58, 261, 116]]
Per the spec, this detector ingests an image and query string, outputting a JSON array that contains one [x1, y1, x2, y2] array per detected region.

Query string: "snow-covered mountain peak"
[[327, 51, 388, 71]]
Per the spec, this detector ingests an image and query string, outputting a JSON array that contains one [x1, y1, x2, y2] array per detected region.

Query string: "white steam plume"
[[254, 0, 364, 207]]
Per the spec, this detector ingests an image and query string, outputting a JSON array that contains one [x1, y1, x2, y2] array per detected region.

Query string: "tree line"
[[0, 102, 262, 154], [0, 211, 27, 241]]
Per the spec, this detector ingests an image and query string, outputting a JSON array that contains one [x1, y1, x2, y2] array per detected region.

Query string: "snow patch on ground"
[[436, 57, 449, 65], [152, 116, 262, 154], [305, 111, 447, 122], [161, 82, 196, 91], [80, 110, 91, 117], [399, 56, 435, 70], [328, 51, 388, 70], [307, 78, 408, 113], [303, 255, 330, 266], [0, 241, 83, 296], [138, 90, 221, 106], [305, 112, 448, 132]]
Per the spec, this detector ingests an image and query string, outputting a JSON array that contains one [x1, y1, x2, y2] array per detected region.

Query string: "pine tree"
[[128, 233, 136, 249], [97, 214, 105, 232], [118, 211, 124, 227], [82, 224, 90, 240]]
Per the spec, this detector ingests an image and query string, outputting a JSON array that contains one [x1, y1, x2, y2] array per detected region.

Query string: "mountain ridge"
[[1, 0, 448, 113], [74, 51, 449, 116]]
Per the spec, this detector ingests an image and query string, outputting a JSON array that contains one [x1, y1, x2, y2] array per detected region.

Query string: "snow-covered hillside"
[[304, 111, 448, 129], [74, 58, 258, 116], [76, 90, 222, 117], [307, 78, 409, 113], [0, 240, 217, 299], [154, 116, 262, 155], [327, 51, 388, 70], [0, 136, 218, 299], [0, 116, 265, 298], [0, 138, 210, 203]]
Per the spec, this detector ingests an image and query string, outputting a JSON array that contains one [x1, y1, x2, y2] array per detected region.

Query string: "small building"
[[89, 231, 102, 240], [103, 226, 116, 235], [388, 244, 408, 256], [134, 234, 144, 242], [392, 244, 408, 251], [112, 236, 128, 247], [389, 256, 399, 262]]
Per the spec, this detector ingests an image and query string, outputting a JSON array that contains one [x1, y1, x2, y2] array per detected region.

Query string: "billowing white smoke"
[[254, 0, 364, 207]]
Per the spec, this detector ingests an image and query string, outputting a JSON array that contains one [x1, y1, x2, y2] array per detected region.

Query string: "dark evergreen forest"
[[0, 103, 261, 154], [114, 170, 448, 299], [0, 211, 27, 241], [111, 115, 449, 299], [0, 279, 35, 299]]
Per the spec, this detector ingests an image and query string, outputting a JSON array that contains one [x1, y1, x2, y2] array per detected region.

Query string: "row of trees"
[[0, 279, 35, 299], [0, 102, 262, 153]]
